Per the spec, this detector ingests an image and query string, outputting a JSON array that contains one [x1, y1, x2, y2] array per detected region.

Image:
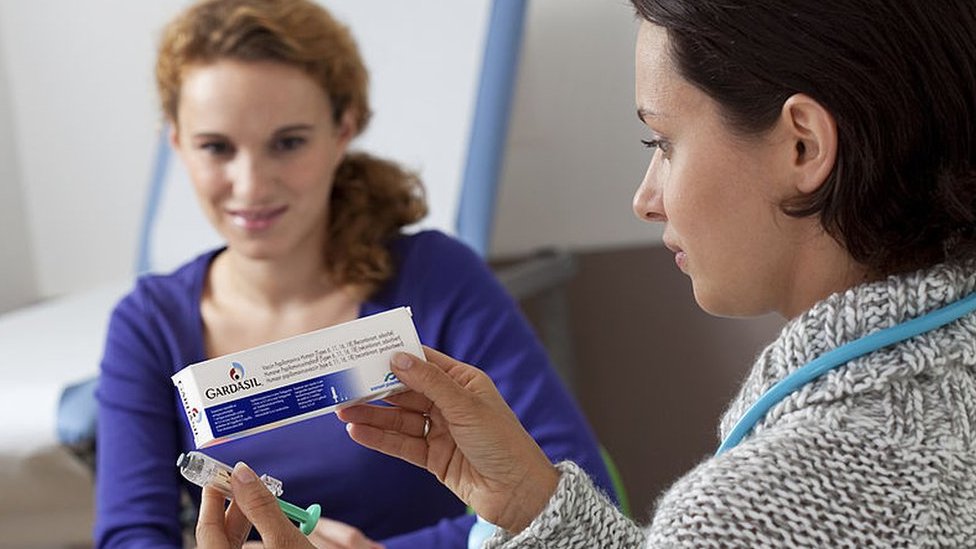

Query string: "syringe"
[[177, 451, 322, 535]]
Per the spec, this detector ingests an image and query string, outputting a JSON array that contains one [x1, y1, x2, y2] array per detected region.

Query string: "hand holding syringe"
[[177, 451, 322, 535]]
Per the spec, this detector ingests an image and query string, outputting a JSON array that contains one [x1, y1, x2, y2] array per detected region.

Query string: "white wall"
[[492, 0, 662, 258], [0, 0, 189, 299], [0, 32, 37, 313], [0, 0, 660, 302]]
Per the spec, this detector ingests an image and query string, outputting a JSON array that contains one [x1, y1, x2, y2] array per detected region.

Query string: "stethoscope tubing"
[[717, 290, 976, 455]]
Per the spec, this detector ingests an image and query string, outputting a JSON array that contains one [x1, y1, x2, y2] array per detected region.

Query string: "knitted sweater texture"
[[486, 260, 976, 548]]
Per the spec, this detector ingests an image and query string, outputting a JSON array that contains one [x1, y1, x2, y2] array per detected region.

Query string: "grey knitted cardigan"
[[485, 260, 976, 548]]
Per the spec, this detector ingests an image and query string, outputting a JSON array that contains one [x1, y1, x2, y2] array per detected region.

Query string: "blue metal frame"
[[136, 127, 172, 274], [455, 0, 528, 257]]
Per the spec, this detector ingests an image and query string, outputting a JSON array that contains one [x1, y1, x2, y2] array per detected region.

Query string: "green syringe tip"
[[301, 504, 322, 535], [276, 498, 322, 536]]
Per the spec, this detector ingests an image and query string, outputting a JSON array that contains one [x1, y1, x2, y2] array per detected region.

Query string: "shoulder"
[[111, 248, 217, 324], [390, 230, 482, 269], [370, 230, 522, 351], [649, 417, 957, 546], [380, 230, 492, 297], [101, 249, 219, 380]]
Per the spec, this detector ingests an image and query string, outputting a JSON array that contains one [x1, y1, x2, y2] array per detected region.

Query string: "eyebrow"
[[274, 124, 314, 134], [191, 124, 315, 140], [190, 132, 225, 141]]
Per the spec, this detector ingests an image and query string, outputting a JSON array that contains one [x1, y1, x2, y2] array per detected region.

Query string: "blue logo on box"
[[189, 407, 204, 424]]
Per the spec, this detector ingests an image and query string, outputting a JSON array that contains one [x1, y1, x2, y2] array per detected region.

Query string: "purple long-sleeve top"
[[95, 230, 615, 548]]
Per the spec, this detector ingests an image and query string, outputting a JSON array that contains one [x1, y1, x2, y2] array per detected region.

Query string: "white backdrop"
[[0, 35, 34, 313]]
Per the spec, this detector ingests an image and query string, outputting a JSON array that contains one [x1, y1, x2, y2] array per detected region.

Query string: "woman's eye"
[[200, 141, 232, 156], [274, 136, 306, 152], [641, 138, 672, 156]]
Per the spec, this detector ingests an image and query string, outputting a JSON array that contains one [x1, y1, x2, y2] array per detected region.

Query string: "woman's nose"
[[230, 153, 274, 201], [632, 161, 665, 223]]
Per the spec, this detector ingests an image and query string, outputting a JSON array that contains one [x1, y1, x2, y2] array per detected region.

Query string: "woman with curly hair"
[[93, 1, 614, 547]]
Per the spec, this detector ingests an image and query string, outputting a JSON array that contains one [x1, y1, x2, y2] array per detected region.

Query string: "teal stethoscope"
[[468, 291, 976, 546], [717, 290, 976, 455]]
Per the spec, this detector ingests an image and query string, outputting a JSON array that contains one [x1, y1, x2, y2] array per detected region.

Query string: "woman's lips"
[[227, 205, 288, 231], [664, 240, 687, 272], [673, 251, 688, 271]]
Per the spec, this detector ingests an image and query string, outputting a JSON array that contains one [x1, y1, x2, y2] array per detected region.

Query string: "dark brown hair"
[[157, 0, 426, 291], [632, 0, 976, 275]]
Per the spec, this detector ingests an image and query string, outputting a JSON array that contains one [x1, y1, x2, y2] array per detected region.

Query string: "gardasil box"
[[172, 307, 422, 448]]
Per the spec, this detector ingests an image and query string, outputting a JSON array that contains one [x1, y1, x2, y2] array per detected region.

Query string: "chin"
[[691, 283, 766, 319], [224, 239, 283, 261]]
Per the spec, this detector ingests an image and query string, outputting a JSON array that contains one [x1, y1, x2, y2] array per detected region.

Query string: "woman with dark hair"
[[199, 0, 976, 547], [94, 1, 614, 548]]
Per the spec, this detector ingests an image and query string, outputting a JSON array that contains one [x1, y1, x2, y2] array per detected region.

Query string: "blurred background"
[[0, 0, 782, 546]]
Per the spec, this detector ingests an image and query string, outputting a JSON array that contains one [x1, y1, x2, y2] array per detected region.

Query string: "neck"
[[779, 233, 870, 320], [213, 246, 341, 310]]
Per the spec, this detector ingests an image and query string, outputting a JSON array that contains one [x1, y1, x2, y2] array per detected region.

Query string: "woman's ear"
[[782, 94, 837, 194], [168, 121, 181, 150], [336, 109, 357, 145], [329, 108, 358, 162]]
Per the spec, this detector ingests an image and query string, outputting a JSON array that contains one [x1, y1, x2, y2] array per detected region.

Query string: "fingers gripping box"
[[172, 307, 422, 448]]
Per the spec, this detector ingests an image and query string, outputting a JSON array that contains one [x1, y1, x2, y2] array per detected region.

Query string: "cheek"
[[289, 164, 335, 198], [188, 168, 227, 201], [293, 145, 341, 185], [672, 150, 748, 214], [184, 169, 233, 218], [660, 162, 707, 232], [663, 164, 751, 264]]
